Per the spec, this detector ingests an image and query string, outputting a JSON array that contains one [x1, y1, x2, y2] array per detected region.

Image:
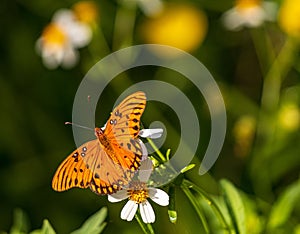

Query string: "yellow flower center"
[[127, 182, 149, 204], [42, 23, 66, 46], [236, 0, 261, 10], [73, 1, 98, 24]]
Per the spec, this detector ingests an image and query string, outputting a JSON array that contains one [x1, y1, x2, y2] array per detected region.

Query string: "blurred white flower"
[[36, 9, 92, 69], [137, 0, 163, 17], [120, 0, 163, 17], [222, 0, 277, 31], [53, 9, 92, 47], [108, 159, 169, 223]]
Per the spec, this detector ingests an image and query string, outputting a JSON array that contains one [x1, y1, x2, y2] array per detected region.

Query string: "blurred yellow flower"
[[278, 0, 300, 38], [141, 4, 207, 53], [278, 103, 300, 131], [233, 115, 256, 158], [222, 0, 277, 31], [73, 1, 99, 25]]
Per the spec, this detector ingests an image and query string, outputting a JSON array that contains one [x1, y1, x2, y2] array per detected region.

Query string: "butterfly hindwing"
[[89, 149, 134, 194], [52, 140, 99, 191]]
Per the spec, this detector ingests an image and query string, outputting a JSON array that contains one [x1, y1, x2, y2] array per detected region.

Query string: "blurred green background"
[[0, 0, 299, 233]]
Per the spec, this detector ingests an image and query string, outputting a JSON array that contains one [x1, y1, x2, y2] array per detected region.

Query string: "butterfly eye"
[[81, 153, 86, 157], [82, 147, 87, 152]]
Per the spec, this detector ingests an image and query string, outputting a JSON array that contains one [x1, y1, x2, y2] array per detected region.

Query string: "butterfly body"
[[52, 91, 147, 195], [95, 127, 114, 155]]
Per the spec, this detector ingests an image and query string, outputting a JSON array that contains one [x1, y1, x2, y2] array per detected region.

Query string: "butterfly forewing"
[[104, 91, 146, 165]]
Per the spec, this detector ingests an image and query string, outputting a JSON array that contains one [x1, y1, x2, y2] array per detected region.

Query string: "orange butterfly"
[[52, 91, 147, 195]]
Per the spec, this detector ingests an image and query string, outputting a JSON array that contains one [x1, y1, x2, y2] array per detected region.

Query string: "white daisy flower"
[[222, 0, 277, 31], [36, 9, 92, 69], [108, 158, 169, 223]]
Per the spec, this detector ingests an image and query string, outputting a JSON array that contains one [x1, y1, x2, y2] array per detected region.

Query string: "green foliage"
[[9, 209, 29, 234], [4, 208, 107, 234], [30, 220, 55, 234], [267, 179, 300, 230], [220, 179, 246, 234], [70, 207, 107, 234]]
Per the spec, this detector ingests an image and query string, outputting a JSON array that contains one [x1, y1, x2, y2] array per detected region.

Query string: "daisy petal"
[[149, 188, 169, 206], [139, 128, 163, 139], [140, 201, 155, 223], [137, 139, 148, 161], [101, 123, 107, 131], [263, 1, 278, 21], [139, 158, 153, 182], [108, 190, 129, 203], [61, 46, 78, 68], [137, 0, 163, 17], [243, 7, 266, 27], [52, 9, 75, 25], [67, 23, 92, 48], [121, 200, 138, 221], [222, 9, 244, 31]]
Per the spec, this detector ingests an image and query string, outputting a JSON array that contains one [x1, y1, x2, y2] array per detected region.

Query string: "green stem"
[[135, 213, 155, 234], [87, 24, 111, 65], [260, 37, 297, 114], [181, 182, 210, 234], [250, 37, 298, 198], [182, 179, 231, 233], [113, 1, 137, 51], [147, 138, 167, 163], [250, 26, 276, 76]]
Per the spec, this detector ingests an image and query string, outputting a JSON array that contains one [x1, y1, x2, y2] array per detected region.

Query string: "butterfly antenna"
[[65, 122, 94, 131]]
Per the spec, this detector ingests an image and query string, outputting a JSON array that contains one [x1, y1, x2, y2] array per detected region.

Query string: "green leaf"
[[181, 183, 210, 233], [220, 179, 246, 234], [267, 179, 300, 229], [166, 149, 171, 161], [180, 164, 195, 174], [70, 207, 107, 234], [135, 213, 155, 234], [30, 220, 56, 234], [9, 208, 29, 234]]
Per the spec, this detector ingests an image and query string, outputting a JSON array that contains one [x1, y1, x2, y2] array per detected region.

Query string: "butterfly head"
[[95, 127, 104, 137]]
